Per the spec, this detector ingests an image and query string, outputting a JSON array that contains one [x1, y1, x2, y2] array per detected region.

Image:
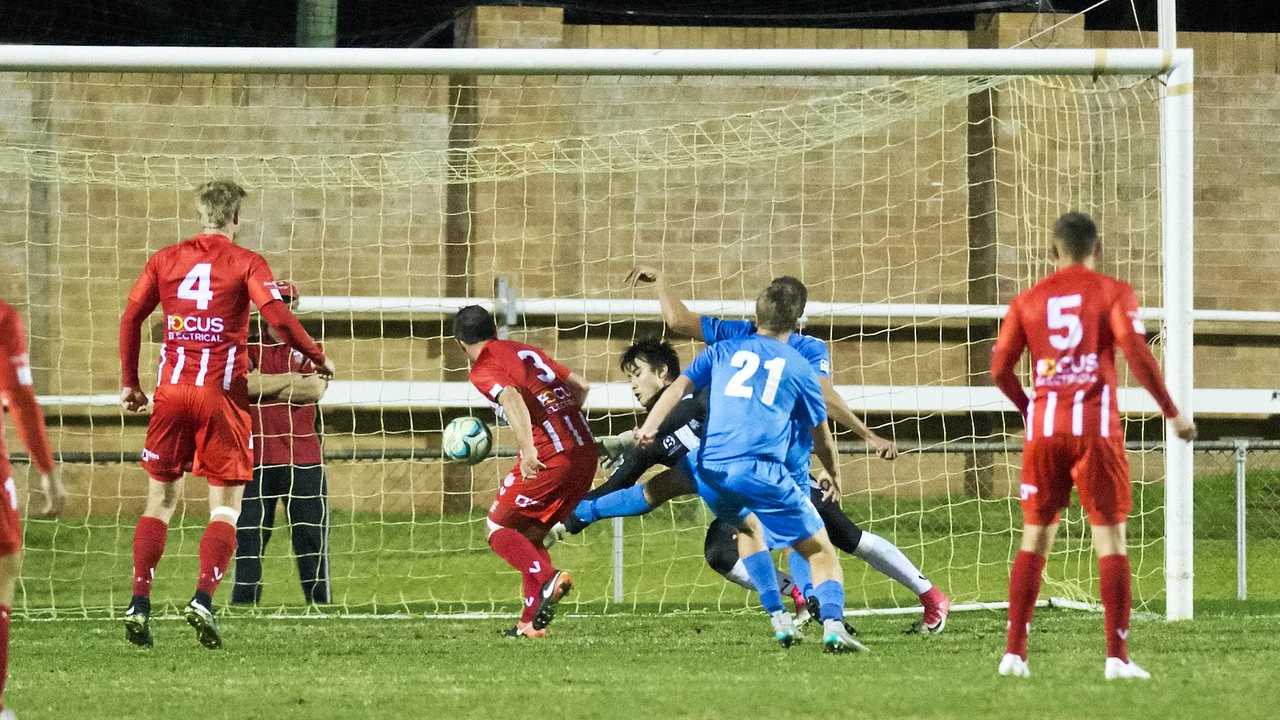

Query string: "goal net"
[[0, 54, 1175, 618]]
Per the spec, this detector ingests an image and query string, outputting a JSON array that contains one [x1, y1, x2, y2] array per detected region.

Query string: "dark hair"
[[453, 304, 497, 344], [1053, 211, 1099, 261], [770, 275, 808, 313], [620, 337, 680, 379], [755, 283, 805, 333]]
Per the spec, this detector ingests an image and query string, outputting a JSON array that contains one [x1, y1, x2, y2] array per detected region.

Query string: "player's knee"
[[821, 510, 863, 555], [703, 527, 739, 575]]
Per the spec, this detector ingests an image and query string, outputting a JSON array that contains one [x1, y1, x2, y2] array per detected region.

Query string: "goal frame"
[[0, 45, 1195, 620]]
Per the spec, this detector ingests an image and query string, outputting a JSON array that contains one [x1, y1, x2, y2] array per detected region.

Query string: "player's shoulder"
[[789, 331, 828, 355]]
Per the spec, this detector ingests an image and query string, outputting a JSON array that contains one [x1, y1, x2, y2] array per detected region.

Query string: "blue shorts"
[[693, 457, 824, 548]]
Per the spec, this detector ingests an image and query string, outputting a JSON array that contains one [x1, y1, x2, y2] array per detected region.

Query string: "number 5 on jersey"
[[724, 350, 785, 406], [178, 263, 214, 310]]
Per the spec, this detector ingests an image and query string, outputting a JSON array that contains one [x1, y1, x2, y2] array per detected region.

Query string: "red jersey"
[[0, 300, 55, 481], [249, 341, 323, 466], [121, 233, 322, 391], [991, 265, 1179, 441], [468, 340, 593, 461]]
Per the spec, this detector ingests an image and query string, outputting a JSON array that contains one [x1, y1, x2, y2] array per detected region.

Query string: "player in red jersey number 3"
[[454, 306, 597, 639], [118, 181, 334, 650], [990, 212, 1196, 681]]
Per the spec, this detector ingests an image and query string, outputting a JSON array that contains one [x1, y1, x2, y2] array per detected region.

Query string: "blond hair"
[[196, 180, 247, 228]]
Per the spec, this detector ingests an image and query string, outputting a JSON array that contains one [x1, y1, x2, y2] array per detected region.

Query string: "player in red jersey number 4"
[[0, 300, 66, 720], [118, 181, 334, 650], [454, 306, 597, 639], [990, 212, 1196, 681]]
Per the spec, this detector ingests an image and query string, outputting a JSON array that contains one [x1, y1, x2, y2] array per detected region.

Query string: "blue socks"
[[742, 550, 785, 613], [576, 485, 652, 526], [814, 579, 845, 622], [787, 551, 814, 598]]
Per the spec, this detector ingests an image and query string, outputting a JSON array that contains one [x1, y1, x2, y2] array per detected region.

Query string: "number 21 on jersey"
[[724, 350, 785, 406]]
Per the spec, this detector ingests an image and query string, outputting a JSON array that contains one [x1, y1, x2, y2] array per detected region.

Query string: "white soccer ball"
[[442, 416, 492, 465]]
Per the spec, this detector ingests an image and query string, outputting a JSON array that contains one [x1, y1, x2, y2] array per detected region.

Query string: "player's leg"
[[231, 465, 274, 605], [0, 551, 17, 716], [0, 479, 22, 715], [127, 385, 193, 647], [285, 465, 331, 604], [558, 465, 695, 541], [1077, 439, 1145, 679], [813, 487, 949, 632], [125, 477, 183, 648]]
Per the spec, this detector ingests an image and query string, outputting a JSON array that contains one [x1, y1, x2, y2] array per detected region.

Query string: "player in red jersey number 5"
[[118, 180, 334, 650], [990, 212, 1196, 681], [454, 305, 597, 639]]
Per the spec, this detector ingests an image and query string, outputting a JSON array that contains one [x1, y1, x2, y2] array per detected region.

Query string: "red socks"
[[489, 528, 555, 624], [1006, 550, 1046, 660], [195, 520, 238, 596], [0, 604, 9, 709], [131, 516, 169, 597], [1099, 554, 1132, 661]]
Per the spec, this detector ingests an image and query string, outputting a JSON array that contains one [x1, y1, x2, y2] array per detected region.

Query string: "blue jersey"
[[700, 316, 831, 473], [683, 334, 827, 465]]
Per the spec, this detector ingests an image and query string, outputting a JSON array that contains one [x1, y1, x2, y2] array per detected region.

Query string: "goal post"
[[0, 46, 1195, 619]]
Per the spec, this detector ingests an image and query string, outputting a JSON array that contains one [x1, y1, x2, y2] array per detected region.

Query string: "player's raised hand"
[[813, 468, 843, 504], [519, 446, 547, 478], [1171, 414, 1197, 442], [868, 434, 898, 461], [317, 357, 337, 379], [120, 387, 149, 413], [32, 471, 66, 520], [624, 266, 659, 288]]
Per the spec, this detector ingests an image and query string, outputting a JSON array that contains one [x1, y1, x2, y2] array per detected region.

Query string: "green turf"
[[10, 603, 1279, 720]]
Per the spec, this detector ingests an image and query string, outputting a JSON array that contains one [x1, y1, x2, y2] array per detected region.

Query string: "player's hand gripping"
[[868, 433, 898, 461], [1171, 413, 1197, 442], [624, 266, 659, 288], [120, 387, 149, 413], [317, 357, 337, 379], [519, 446, 547, 479], [813, 468, 843, 505], [32, 471, 66, 519]]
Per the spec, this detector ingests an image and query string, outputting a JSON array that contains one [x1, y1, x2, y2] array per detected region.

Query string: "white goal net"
[[0, 51, 1178, 618]]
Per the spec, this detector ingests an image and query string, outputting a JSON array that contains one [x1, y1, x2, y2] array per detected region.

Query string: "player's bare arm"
[[819, 376, 897, 460], [497, 386, 546, 478], [636, 375, 694, 445], [810, 421, 842, 502], [625, 266, 703, 340], [1108, 293, 1196, 442], [247, 371, 327, 404], [117, 267, 162, 414]]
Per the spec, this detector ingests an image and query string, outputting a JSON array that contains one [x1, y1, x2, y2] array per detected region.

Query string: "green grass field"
[[6, 470, 1279, 718]]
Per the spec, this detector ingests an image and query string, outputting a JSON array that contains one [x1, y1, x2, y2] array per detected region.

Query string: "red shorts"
[[0, 477, 21, 556], [487, 446, 598, 532], [1020, 436, 1131, 526], [142, 383, 253, 486]]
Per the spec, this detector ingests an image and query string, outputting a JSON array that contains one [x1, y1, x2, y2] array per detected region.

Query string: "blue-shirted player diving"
[[636, 282, 865, 653]]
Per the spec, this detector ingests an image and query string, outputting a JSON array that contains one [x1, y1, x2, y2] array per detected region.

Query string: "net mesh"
[[0, 68, 1165, 617]]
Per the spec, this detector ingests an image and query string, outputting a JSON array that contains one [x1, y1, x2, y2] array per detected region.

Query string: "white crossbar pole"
[[0, 46, 1188, 76]]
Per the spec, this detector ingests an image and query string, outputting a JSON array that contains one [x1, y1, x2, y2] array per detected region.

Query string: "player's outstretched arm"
[[636, 375, 694, 445], [810, 422, 842, 501], [625, 266, 704, 341], [248, 371, 327, 404], [498, 387, 546, 478], [1, 310, 63, 518], [1109, 294, 1196, 441], [256, 301, 333, 378], [819, 376, 897, 460]]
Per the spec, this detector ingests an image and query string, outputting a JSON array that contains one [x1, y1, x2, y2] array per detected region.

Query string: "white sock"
[[854, 532, 933, 596], [722, 559, 757, 591]]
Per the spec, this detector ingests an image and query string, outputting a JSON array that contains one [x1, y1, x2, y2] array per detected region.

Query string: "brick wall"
[[1, 10, 1277, 517]]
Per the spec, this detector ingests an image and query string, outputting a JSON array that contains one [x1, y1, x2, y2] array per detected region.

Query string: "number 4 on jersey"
[[178, 263, 214, 310]]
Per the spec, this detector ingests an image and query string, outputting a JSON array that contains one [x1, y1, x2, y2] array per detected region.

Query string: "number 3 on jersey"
[[517, 349, 556, 382], [724, 350, 785, 406], [178, 263, 214, 310]]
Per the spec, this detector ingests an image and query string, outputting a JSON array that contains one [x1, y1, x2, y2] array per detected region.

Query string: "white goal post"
[[0, 46, 1195, 620]]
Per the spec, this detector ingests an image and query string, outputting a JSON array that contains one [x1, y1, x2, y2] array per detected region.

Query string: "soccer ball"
[[442, 416, 492, 465]]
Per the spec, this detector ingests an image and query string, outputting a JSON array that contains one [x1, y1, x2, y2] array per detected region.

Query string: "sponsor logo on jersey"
[[535, 386, 573, 414], [1034, 352, 1098, 387], [166, 314, 225, 342]]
